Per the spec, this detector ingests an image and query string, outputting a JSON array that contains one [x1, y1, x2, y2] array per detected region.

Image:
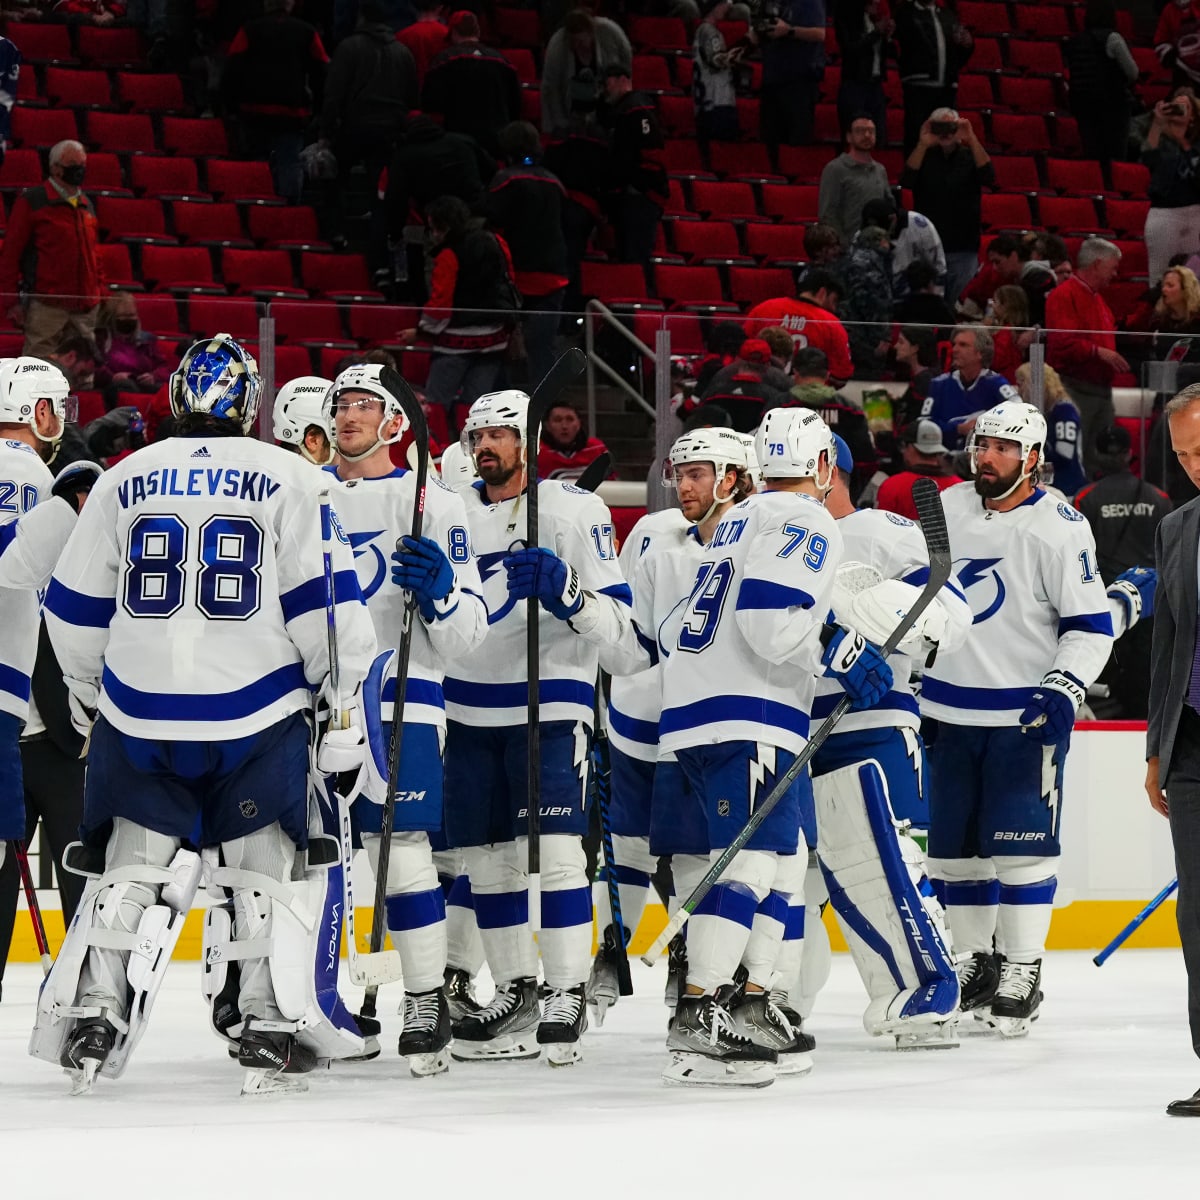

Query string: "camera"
[[930, 119, 958, 137], [1165, 101, 1186, 117], [752, 0, 783, 37]]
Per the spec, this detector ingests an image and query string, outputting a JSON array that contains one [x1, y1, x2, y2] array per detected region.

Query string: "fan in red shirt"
[[537, 402, 612, 481], [742, 267, 855, 386], [875, 418, 963, 521], [398, 1, 450, 84]]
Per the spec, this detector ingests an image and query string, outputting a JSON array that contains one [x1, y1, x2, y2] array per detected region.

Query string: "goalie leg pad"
[[816, 760, 957, 1032], [794, 854, 831, 1019]]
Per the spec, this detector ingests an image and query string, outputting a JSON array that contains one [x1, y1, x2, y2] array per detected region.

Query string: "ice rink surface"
[[2, 950, 1197, 1199]]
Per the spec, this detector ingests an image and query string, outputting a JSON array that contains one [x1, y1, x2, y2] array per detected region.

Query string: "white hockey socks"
[[996, 858, 1057, 963], [930, 858, 999, 957], [687, 849, 776, 994], [464, 842, 538, 985], [536, 835, 592, 989]]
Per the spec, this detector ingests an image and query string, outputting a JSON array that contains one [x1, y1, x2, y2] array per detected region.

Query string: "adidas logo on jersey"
[[190, 446, 212, 458]]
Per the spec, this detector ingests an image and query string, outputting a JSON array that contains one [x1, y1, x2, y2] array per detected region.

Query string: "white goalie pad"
[[815, 760, 958, 1035], [29, 847, 203, 1079], [832, 560, 884, 612]]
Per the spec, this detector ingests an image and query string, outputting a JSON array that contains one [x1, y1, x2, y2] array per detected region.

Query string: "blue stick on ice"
[[1093, 878, 1178, 966]]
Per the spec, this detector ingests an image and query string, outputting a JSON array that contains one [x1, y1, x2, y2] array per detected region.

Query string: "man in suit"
[[1147, 382, 1200, 1115]]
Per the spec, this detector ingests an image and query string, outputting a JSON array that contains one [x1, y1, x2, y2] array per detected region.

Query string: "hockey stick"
[[525, 347, 587, 924], [1093, 877, 1178, 966], [592, 674, 633, 996], [319, 489, 403, 990], [640, 476, 952, 965], [574, 451, 612, 495], [14, 840, 52, 976], [362, 369, 430, 1021]]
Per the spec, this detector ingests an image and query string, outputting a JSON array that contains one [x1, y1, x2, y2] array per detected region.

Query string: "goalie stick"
[[14, 840, 51, 975], [525, 348, 587, 924], [640, 476, 953, 965]]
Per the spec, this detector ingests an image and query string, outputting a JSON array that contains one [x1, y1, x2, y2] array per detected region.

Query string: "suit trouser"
[[1166, 704, 1200, 1060], [0, 737, 86, 989]]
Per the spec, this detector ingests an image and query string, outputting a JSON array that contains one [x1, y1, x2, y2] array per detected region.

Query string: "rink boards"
[[7, 721, 1179, 961]]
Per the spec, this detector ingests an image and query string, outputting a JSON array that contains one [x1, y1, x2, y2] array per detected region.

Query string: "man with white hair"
[[922, 325, 1020, 448], [1045, 236, 1129, 476], [0, 140, 104, 358]]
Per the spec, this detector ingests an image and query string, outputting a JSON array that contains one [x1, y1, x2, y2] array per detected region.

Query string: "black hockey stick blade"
[[575, 451, 612, 494], [530, 347, 586, 417], [640, 477, 954, 964]]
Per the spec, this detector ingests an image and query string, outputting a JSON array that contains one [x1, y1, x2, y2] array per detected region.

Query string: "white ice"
[[2, 951, 1197, 1199]]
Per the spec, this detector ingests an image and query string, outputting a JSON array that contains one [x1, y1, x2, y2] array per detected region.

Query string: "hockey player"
[[36, 334, 378, 1095], [588, 428, 750, 1024], [323, 362, 487, 1075], [921, 400, 1113, 1037], [657, 407, 893, 1087], [442, 389, 632, 1065], [273, 374, 334, 466], [809, 434, 971, 1048]]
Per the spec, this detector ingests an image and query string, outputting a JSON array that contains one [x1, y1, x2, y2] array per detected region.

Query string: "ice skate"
[[444, 966, 483, 1024], [538, 984, 588, 1066], [770, 986, 816, 1050], [984, 958, 1042, 1038], [342, 1012, 381, 1062], [586, 924, 624, 1026], [238, 1021, 318, 1096], [728, 988, 814, 1077], [663, 990, 777, 1088], [450, 977, 541, 1061], [664, 932, 688, 1015], [61, 1018, 114, 1096], [866, 979, 961, 1050], [398, 988, 452, 1077], [955, 951, 1000, 1015]]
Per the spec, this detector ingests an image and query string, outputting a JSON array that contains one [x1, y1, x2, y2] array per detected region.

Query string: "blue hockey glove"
[[820, 624, 893, 711], [504, 546, 584, 620], [391, 534, 455, 622], [1107, 566, 1157, 627], [1019, 670, 1085, 743], [51, 459, 103, 512]]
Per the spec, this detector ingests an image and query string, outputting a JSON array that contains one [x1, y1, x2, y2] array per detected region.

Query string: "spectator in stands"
[[93, 290, 170, 397], [876, 418, 961, 519], [693, 0, 744, 146], [601, 64, 668, 272], [0, 140, 103, 359], [84, 406, 146, 468], [1067, 0, 1138, 167], [402, 195, 520, 425], [759, 325, 799, 374], [487, 121, 569, 390], [1143, 95, 1200, 285], [49, 335, 97, 395], [318, 0, 418, 252], [803, 221, 845, 268], [818, 115, 889, 241], [892, 260, 955, 331], [755, 0, 827, 159], [541, 8, 632, 137], [0, 34, 16, 168], [891, 323, 940, 427], [543, 125, 610, 315], [701, 332, 794, 401], [1144, 265, 1200, 344], [700, 337, 791, 431], [894, 0, 972, 154], [537, 402, 611, 480], [780, 345, 876, 495], [1014, 361, 1086, 497], [224, 0, 328, 205], [1046, 236, 1128, 475], [693, 319, 749, 394], [840, 224, 893, 376], [925, 325, 1019, 446], [862, 194, 944, 297], [398, 0, 449, 84], [1016, 231, 1066, 326], [901, 107, 991, 305], [986, 285, 1035, 381], [833, 0, 892, 142], [422, 12, 521, 159], [1155, 0, 1200, 93], [957, 232, 1021, 321], [743, 267, 854, 385]]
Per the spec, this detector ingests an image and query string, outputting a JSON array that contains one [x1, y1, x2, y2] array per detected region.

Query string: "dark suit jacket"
[[1149, 496, 1200, 780]]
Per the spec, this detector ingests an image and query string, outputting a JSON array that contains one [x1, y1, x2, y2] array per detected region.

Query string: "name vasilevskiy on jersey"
[[117, 467, 281, 508]]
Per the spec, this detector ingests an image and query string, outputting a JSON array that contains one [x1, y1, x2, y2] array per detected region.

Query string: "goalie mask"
[[967, 400, 1046, 501], [0, 357, 75, 448], [170, 333, 262, 434], [273, 375, 334, 464], [755, 406, 836, 492], [324, 363, 414, 463]]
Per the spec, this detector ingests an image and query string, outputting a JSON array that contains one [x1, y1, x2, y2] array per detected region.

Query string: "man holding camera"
[[901, 107, 993, 305], [756, 0, 828, 159]]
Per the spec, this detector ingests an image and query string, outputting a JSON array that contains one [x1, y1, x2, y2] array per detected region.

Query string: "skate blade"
[[774, 1049, 814, 1076], [662, 1052, 775, 1089], [546, 1041, 583, 1067], [240, 1068, 309, 1096], [406, 1047, 451, 1077], [67, 1058, 100, 1097], [588, 993, 616, 1027], [339, 1037, 381, 1063], [987, 1014, 1034, 1039], [893, 1025, 960, 1051], [450, 1035, 541, 1062]]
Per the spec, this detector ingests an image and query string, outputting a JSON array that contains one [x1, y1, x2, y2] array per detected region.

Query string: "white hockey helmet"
[[169, 333, 262, 433], [438, 439, 478, 492], [662, 427, 747, 486], [324, 362, 413, 462], [460, 389, 533, 457], [0, 357, 76, 445], [273, 375, 334, 463], [968, 400, 1046, 497], [736, 431, 762, 490], [755, 406, 836, 490]]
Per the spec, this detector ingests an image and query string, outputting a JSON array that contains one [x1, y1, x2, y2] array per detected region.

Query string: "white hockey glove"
[[316, 690, 366, 775], [832, 560, 884, 611], [64, 677, 98, 742], [842, 578, 948, 658]]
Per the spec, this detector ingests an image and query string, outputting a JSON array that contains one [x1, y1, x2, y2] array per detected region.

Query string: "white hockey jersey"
[[443, 478, 632, 728], [323, 465, 486, 728], [45, 435, 377, 741], [920, 482, 1114, 727], [659, 489, 841, 757], [608, 508, 695, 763], [815, 507, 971, 733]]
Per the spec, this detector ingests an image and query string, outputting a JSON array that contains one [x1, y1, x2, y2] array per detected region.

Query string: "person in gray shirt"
[[818, 114, 890, 241]]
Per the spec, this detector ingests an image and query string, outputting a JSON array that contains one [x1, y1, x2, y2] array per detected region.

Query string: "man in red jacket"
[[537, 403, 611, 481], [0, 140, 105, 359], [1045, 236, 1129, 476]]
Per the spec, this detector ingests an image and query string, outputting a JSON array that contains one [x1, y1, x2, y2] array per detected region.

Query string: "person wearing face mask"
[[94, 291, 170, 398], [0, 140, 104, 359]]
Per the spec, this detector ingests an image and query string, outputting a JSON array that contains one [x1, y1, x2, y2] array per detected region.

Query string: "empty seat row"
[[11, 109, 228, 156]]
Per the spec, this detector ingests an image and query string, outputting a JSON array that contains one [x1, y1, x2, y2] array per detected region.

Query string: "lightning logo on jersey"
[[954, 557, 1006, 625], [748, 744, 776, 809], [347, 529, 386, 599]]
